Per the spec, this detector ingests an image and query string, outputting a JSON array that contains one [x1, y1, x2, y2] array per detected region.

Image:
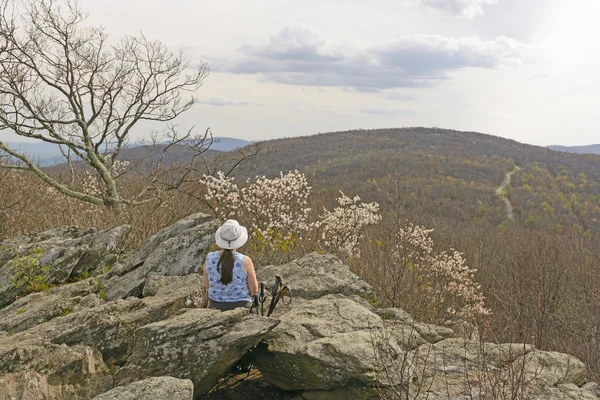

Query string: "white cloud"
[[381, 91, 418, 101], [198, 97, 250, 106], [421, 0, 498, 18], [220, 25, 529, 92], [361, 107, 415, 116]]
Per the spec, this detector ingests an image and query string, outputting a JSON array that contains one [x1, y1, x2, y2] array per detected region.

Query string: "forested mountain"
[[247, 127, 600, 240]]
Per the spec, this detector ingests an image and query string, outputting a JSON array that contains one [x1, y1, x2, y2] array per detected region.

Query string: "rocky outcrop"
[[0, 225, 130, 307], [1, 214, 598, 400], [0, 214, 279, 399], [102, 213, 218, 300], [91, 376, 194, 400], [250, 253, 599, 399]]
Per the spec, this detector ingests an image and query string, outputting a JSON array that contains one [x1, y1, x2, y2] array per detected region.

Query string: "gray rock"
[[514, 349, 588, 388], [92, 376, 194, 400], [0, 278, 103, 334], [104, 214, 218, 300], [115, 308, 279, 395], [583, 382, 600, 396], [141, 273, 202, 298], [413, 322, 455, 343], [9, 273, 201, 367], [256, 253, 374, 301], [0, 225, 129, 307], [253, 294, 417, 394], [0, 342, 112, 400], [374, 307, 414, 324], [129, 213, 214, 268], [410, 339, 590, 399], [527, 383, 599, 399]]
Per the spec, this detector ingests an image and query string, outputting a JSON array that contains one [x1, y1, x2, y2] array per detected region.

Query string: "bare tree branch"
[[0, 0, 209, 207]]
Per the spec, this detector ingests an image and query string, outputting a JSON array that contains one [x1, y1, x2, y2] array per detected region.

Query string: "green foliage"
[[11, 247, 52, 294], [94, 277, 107, 300], [247, 229, 299, 264], [57, 308, 71, 317], [362, 294, 382, 308], [379, 311, 391, 321], [17, 308, 25, 315], [71, 270, 90, 282]]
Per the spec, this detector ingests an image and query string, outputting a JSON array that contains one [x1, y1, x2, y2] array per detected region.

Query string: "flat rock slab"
[[256, 253, 374, 301], [7, 273, 202, 368], [115, 308, 279, 395], [92, 376, 194, 400], [0, 278, 103, 334]]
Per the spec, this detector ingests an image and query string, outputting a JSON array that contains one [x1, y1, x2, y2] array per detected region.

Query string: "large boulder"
[[115, 308, 279, 395], [103, 213, 218, 300], [0, 225, 130, 307], [256, 253, 374, 301], [92, 376, 194, 400], [252, 294, 424, 398]]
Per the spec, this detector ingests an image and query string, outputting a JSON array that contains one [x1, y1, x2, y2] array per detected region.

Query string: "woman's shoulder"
[[234, 252, 252, 262]]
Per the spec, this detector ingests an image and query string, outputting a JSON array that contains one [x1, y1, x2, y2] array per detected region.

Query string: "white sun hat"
[[215, 219, 248, 250]]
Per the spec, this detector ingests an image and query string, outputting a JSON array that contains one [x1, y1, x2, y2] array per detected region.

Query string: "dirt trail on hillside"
[[496, 166, 521, 219]]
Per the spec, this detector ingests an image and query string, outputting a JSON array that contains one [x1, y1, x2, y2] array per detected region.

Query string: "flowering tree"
[[395, 224, 490, 323], [320, 192, 382, 257], [202, 171, 381, 260], [202, 171, 315, 259]]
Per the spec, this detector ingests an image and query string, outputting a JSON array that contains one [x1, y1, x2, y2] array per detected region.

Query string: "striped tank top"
[[205, 251, 251, 303]]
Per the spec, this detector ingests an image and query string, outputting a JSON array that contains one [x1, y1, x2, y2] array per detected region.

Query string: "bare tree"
[[0, 0, 209, 206]]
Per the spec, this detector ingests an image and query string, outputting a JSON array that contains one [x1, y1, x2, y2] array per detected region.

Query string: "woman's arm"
[[202, 264, 209, 290], [243, 257, 259, 296]]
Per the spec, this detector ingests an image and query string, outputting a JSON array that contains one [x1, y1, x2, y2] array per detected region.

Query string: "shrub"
[[11, 248, 51, 294]]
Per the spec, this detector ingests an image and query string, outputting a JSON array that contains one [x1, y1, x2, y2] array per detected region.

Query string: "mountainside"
[[248, 127, 600, 239], [548, 144, 600, 155]]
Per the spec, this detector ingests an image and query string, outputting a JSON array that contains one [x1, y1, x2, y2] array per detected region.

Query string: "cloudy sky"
[[8, 0, 600, 146]]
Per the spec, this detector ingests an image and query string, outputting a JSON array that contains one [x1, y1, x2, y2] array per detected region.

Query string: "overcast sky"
[[7, 0, 600, 146]]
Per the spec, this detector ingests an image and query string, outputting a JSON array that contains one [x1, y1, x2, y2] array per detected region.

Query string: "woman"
[[203, 219, 258, 311]]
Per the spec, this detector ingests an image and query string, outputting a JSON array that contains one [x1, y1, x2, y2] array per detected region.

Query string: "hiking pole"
[[266, 275, 282, 316], [249, 294, 259, 315], [267, 285, 292, 317], [259, 282, 266, 316]]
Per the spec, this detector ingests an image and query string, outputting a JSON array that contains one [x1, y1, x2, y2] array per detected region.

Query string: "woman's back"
[[205, 251, 251, 303]]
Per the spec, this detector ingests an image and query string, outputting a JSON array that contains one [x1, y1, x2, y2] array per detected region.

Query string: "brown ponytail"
[[217, 249, 235, 285]]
